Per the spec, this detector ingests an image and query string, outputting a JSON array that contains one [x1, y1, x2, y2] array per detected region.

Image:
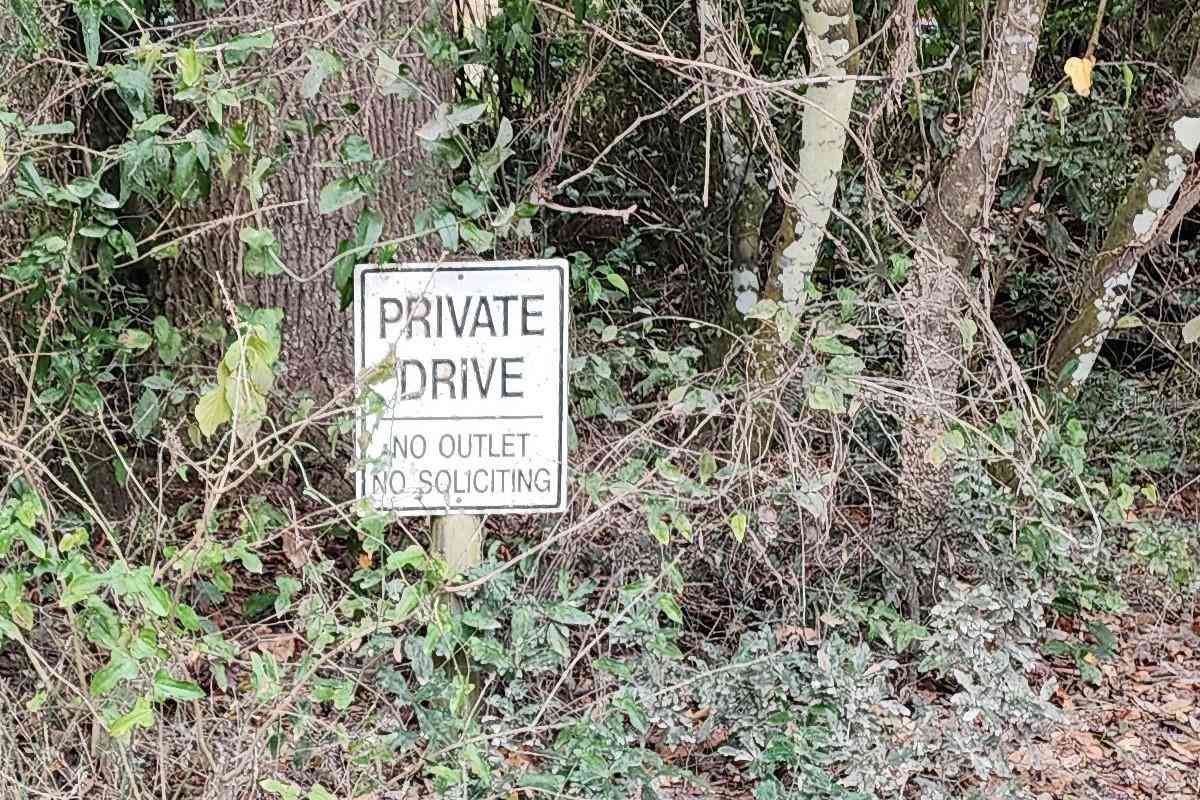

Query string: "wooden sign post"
[[354, 259, 569, 715]]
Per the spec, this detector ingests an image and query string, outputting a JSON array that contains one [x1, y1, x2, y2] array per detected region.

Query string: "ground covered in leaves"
[[1018, 610, 1200, 800]]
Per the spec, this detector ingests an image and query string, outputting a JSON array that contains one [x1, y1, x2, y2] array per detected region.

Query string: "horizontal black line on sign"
[[379, 415, 545, 421]]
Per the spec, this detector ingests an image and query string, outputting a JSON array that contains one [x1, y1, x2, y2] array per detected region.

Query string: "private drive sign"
[[353, 260, 569, 515]]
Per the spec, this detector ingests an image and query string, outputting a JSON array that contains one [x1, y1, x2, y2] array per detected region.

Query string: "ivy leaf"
[[107, 696, 155, 738], [806, 382, 844, 413], [657, 593, 683, 624], [118, 329, 153, 352], [131, 389, 160, 439], [76, 0, 101, 67], [260, 780, 302, 800], [26, 121, 75, 137], [374, 50, 418, 98], [176, 47, 202, 87], [153, 316, 183, 365], [340, 135, 373, 163], [461, 610, 501, 630], [307, 785, 336, 800], [301, 49, 342, 99], [606, 272, 629, 295], [544, 603, 594, 626], [729, 512, 748, 543], [240, 226, 285, 276], [459, 221, 494, 253], [319, 178, 365, 214], [152, 669, 206, 702], [91, 656, 138, 696], [195, 385, 232, 438]]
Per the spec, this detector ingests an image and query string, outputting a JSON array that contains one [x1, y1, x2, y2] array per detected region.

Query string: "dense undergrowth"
[[2, 0, 1200, 798]]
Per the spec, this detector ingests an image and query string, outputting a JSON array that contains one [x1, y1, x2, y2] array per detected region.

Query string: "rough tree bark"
[[898, 0, 1046, 535], [166, 0, 446, 399], [1046, 52, 1200, 389], [762, 0, 859, 315]]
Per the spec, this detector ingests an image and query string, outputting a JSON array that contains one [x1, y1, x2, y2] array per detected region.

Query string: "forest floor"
[[1016, 609, 1200, 800]]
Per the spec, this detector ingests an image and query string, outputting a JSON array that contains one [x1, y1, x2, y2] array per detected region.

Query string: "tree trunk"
[[738, 0, 858, 456], [697, 0, 770, 328], [1046, 52, 1200, 389], [897, 0, 1046, 535], [165, 0, 446, 399], [763, 0, 858, 315]]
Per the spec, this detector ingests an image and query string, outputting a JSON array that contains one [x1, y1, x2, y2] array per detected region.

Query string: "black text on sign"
[[353, 260, 569, 514]]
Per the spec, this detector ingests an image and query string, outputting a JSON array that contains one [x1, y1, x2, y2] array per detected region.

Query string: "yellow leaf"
[[1064, 56, 1095, 97], [194, 386, 231, 438]]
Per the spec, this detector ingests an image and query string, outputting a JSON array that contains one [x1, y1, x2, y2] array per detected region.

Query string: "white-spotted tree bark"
[[741, 0, 858, 454], [1046, 52, 1200, 388], [898, 0, 1047, 535], [763, 0, 859, 314]]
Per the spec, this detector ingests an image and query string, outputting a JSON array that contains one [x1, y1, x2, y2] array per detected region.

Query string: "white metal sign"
[[353, 259, 569, 515]]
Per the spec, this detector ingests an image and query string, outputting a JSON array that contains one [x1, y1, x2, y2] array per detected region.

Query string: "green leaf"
[[61, 572, 108, 607], [461, 610, 502, 630], [176, 47, 202, 87], [131, 568, 171, 617], [657, 593, 683, 624], [91, 657, 138, 696], [59, 528, 88, 552], [340, 135, 373, 163], [319, 178, 365, 214], [132, 389, 160, 439], [119, 328, 153, 353], [606, 272, 629, 295], [452, 184, 485, 218], [806, 382, 844, 413], [307, 785, 336, 800], [240, 226, 285, 277], [460, 221, 494, 253], [594, 657, 632, 678], [9, 601, 34, 630], [72, 383, 103, 415], [374, 50, 418, 98], [154, 316, 183, 365], [729, 512, 748, 543], [195, 386, 231, 438], [812, 336, 855, 355], [26, 121, 75, 137], [108, 695, 154, 738], [544, 603, 594, 626], [152, 669, 206, 702], [519, 774, 566, 792], [745, 298, 778, 320], [385, 544, 427, 572], [259, 780, 302, 800], [76, 0, 101, 67], [301, 48, 343, 99]]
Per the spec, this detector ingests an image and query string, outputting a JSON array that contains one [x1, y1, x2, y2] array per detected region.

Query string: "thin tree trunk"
[[763, 0, 859, 314], [742, 0, 858, 455], [1046, 53, 1200, 388], [897, 0, 1046, 535], [698, 0, 769, 326], [166, 0, 446, 399]]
